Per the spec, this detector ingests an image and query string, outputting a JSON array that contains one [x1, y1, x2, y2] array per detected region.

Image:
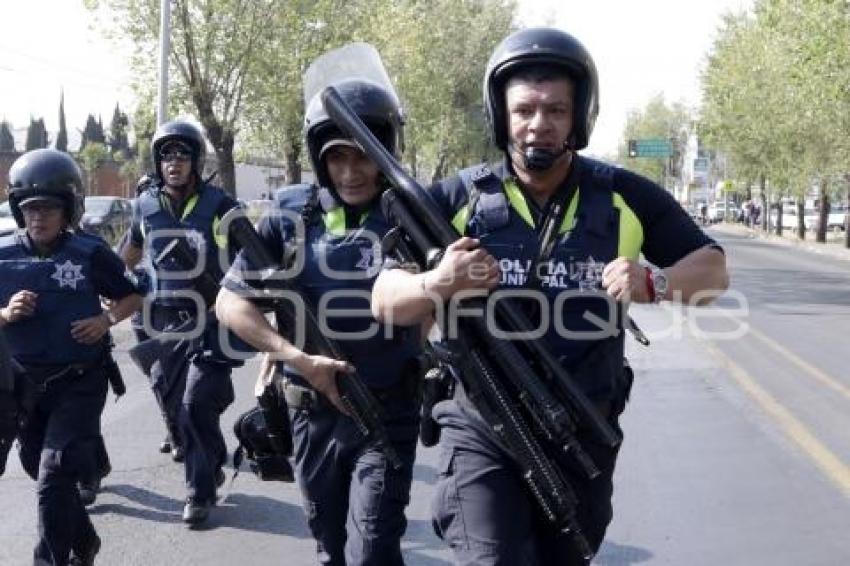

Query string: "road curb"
[[710, 223, 850, 263]]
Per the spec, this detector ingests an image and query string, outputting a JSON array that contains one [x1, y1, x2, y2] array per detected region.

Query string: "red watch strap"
[[644, 266, 656, 303]]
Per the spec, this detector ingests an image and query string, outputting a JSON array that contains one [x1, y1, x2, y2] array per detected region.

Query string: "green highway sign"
[[628, 138, 672, 158]]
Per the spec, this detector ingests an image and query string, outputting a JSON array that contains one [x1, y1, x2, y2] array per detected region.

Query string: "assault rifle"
[[321, 85, 621, 558], [128, 236, 220, 375], [221, 209, 403, 469]]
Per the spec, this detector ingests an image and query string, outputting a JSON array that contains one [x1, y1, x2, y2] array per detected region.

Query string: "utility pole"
[[157, 0, 171, 127]]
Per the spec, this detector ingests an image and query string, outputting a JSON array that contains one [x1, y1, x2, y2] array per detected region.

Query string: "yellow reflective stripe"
[[503, 178, 534, 228], [180, 194, 199, 220], [212, 215, 227, 249], [558, 189, 581, 234], [614, 192, 643, 259], [452, 205, 470, 234], [323, 208, 346, 236]]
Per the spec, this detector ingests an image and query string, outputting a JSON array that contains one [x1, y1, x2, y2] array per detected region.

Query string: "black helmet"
[[151, 119, 207, 183], [304, 78, 404, 189], [7, 149, 84, 228], [484, 27, 599, 151]]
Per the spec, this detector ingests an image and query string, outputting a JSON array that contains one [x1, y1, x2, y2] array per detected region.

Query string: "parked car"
[[80, 196, 132, 245], [0, 201, 18, 237], [708, 201, 739, 223], [806, 203, 848, 232]]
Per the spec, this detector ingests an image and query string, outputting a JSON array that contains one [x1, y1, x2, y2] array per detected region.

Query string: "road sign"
[[630, 138, 672, 158]]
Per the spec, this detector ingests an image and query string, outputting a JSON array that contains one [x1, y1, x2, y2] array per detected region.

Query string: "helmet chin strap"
[[511, 141, 571, 172]]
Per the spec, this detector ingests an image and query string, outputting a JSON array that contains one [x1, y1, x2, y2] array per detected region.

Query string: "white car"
[[0, 201, 19, 237], [708, 201, 739, 223], [802, 204, 847, 232]]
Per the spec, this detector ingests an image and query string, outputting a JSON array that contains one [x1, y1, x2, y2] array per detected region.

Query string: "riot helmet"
[[151, 119, 207, 184], [484, 27, 599, 160], [304, 78, 404, 189], [7, 149, 84, 228]]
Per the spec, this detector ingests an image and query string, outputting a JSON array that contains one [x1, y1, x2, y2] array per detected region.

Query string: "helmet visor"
[[303, 42, 401, 110]]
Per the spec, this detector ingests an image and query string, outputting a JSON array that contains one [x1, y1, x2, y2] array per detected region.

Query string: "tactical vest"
[[275, 184, 420, 389], [137, 185, 226, 307], [454, 157, 628, 399], [0, 233, 106, 365]]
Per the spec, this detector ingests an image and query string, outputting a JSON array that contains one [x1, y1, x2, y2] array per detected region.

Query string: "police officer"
[[0, 149, 142, 565], [118, 192, 184, 461], [372, 28, 730, 565], [216, 78, 421, 565], [120, 120, 240, 525]]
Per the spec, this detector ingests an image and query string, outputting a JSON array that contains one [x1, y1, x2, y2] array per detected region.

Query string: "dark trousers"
[[17, 367, 107, 566], [148, 306, 235, 502], [180, 358, 233, 502], [431, 400, 622, 566], [290, 396, 419, 566]]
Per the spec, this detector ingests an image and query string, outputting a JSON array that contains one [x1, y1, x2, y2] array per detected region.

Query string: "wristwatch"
[[650, 268, 669, 303]]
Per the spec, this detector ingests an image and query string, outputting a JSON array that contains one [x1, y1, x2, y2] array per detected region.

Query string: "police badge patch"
[[50, 260, 86, 290]]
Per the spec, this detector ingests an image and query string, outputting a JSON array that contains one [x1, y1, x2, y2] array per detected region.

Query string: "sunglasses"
[[160, 150, 192, 163]]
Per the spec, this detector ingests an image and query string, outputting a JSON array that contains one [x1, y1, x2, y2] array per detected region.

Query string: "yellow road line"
[[744, 322, 850, 402], [703, 340, 850, 498]]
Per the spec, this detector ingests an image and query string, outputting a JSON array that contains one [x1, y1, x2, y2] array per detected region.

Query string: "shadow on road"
[[594, 540, 653, 565], [213, 492, 311, 537]]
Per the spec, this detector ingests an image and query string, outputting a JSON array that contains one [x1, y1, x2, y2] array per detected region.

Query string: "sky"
[[0, 1, 136, 139], [0, 0, 751, 157]]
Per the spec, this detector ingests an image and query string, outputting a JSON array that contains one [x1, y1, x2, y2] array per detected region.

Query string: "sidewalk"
[[711, 222, 850, 264]]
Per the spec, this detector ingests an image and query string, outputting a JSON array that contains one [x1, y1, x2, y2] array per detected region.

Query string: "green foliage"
[[618, 94, 691, 187], [109, 103, 131, 159], [77, 142, 111, 196], [88, 0, 516, 187], [80, 114, 107, 149], [0, 122, 15, 152], [700, 0, 850, 206], [25, 118, 49, 150], [56, 91, 69, 152]]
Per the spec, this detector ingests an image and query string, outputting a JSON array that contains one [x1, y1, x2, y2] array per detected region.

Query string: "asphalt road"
[[1, 225, 847, 565]]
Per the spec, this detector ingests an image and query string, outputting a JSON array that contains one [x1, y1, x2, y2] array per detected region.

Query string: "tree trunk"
[[284, 140, 301, 185], [845, 185, 850, 249], [760, 175, 768, 231], [408, 144, 418, 181], [815, 183, 829, 243], [431, 150, 448, 185], [214, 148, 236, 197], [796, 199, 805, 240]]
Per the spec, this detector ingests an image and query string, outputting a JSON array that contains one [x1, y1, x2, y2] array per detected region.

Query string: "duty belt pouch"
[[282, 378, 321, 412]]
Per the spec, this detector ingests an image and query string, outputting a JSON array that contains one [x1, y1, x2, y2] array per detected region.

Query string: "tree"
[[78, 142, 111, 196], [0, 122, 14, 152], [241, 0, 514, 183], [619, 94, 691, 189], [80, 114, 107, 150], [56, 90, 69, 152], [25, 118, 49, 150], [109, 103, 131, 159], [89, 0, 516, 192], [88, 0, 278, 196]]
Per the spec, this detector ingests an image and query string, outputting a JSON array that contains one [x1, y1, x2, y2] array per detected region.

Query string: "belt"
[[282, 372, 418, 412], [21, 359, 104, 391]]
